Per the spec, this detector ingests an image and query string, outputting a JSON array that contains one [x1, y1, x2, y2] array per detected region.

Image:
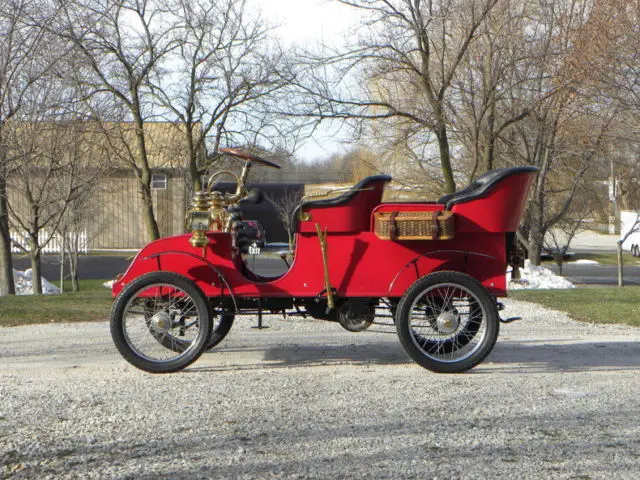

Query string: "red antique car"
[[110, 148, 538, 374]]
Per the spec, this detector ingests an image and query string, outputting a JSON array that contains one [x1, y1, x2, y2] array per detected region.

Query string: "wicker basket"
[[374, 210, 455, 241]]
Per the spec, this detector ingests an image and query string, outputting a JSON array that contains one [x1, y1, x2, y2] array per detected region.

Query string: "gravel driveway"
[[1, 299, 640, 479]]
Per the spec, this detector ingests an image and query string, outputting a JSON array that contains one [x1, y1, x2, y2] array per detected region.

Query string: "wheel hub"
[[436, 310, 460, 334], [150, 311, 173, 334]]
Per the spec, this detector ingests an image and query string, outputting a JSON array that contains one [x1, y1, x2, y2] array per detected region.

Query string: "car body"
[[110, 152, 538, 375]]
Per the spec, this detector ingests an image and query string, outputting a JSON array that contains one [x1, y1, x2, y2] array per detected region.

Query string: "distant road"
[[12, 253, 640, 286], [546, 263, 640, 286], [11, 253, 288, 281]]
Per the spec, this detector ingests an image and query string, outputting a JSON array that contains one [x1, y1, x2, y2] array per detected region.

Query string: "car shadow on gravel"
[[187, 342, 412, 372], [487, 340, 640, 373], [189, 339, 640, 374], [262, 343, 410, 366]]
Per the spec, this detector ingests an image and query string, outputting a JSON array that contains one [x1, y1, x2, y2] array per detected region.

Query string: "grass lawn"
[[0, 279, 113, 328], [510, 286, 640, 327]]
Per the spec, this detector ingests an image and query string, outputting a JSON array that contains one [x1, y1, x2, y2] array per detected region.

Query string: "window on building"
[[151, 173, 168, 190]]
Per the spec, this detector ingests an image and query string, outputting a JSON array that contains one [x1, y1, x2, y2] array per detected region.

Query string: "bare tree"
[[57, 158, 108, 292], [544, 193, 592, 276], [5, 114, 106, 293], [585, 0, 640, 121], [0, 0, 60, 294], [150, 0, 288, 192], [453, 0, 562, 179], [587, 0, 640, 223], [291, 0, 500, 194], [57, 0, 180, 242], [265, 189, 304, 252], [508, 0, 617, 264]]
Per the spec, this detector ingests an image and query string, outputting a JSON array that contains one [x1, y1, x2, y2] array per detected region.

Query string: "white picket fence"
[[10, 230, 88, 254]]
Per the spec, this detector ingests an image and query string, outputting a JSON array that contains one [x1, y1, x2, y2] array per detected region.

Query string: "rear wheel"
[[396, 271, 499, 373], [110, 272, 212, 373]]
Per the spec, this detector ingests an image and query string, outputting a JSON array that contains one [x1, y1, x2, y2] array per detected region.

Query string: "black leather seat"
[[296, 174, 392, 233], [438, 166, 538, 210], [301, 174, 393, 209]]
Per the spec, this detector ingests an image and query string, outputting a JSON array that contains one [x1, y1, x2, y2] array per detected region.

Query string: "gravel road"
[[1, 299, 640, 479]]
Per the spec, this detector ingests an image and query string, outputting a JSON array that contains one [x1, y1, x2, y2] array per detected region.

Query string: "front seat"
[[298, 175, 393, 233]]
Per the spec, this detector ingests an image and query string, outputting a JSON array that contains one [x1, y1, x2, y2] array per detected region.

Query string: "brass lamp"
[[208, 191, 226, 232], [186, 191, 212, 248]]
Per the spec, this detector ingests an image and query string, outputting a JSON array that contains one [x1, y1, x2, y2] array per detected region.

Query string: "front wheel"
[[110, 272, 213, 373], [154, 312, 235, 353], [395, 271, 499, 373]]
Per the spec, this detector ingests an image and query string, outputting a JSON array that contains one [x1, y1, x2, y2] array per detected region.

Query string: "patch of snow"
[[13, 269, 60, 295], [103, 280, 115, 289], [507, 260, 575, 290], [570, 259, 599, 265]]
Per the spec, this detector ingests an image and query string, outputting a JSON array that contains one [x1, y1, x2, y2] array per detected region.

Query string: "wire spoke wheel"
[[152, 310, 234, 353], [396, 272, 499, 373], [111, 272, 213, 373]]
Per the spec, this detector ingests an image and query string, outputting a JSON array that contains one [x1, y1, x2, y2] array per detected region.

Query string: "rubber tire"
[[395, 271, 499, 373], [206, 314, 235, 350], [111, 272, 213, 373]]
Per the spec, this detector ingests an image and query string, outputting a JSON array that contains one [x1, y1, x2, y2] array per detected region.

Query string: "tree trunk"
[[68, 251, 79, 292], [556, 258, 563, 276], [482, 140, 495, 174], [132, 106, 160, 242], [186, 125, 201, 192], [511, 266, 521, 281], [527, 225, 544, 266], [28, 235, 42, 295], [288, 229, 295, 253], [0, 171, 16, 295], [435, 122, 456, 194], [139, 180, 160, 241], [617, 241, 624, 287], [59, 248, 65, 293]]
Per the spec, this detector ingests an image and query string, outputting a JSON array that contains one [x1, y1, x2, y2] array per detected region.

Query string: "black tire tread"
[[395, 271, 499, 373], [110, 272, 213, 373]]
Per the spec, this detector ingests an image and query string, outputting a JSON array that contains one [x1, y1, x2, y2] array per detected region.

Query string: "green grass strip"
[[510, 286, 640, 327], [0, 280, 113, 327]]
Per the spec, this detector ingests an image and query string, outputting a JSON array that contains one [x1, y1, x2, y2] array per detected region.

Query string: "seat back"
[[298, 175, 392, 233], [443, 166, 539, 232], [438, 167, 539, 210]]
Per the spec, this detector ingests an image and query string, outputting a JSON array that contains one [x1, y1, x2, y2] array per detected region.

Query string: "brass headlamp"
[[185, 161, 251, 250], [185, 191, 212, 248]]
